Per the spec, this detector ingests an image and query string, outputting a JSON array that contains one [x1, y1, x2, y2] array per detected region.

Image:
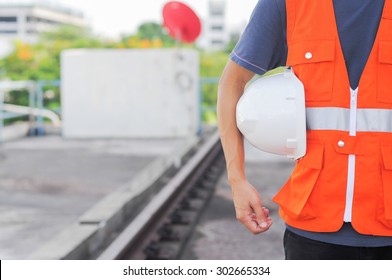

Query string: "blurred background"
[[0, 0, 289, 261]]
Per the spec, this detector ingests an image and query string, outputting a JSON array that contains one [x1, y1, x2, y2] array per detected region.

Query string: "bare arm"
[[217, 60, 272, 234]]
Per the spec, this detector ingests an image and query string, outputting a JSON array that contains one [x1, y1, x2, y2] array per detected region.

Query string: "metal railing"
[[36, 80, 61, 135], [0, 79, 60, 143], [0, 81, 36, 144]]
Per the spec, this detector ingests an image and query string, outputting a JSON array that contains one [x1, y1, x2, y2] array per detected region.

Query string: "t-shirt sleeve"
[[230, 0, 287, 75]]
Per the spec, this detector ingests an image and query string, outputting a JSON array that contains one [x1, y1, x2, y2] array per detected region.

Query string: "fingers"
[[236, 206, 272, 235], [252, 207, 272, 232], [250, 196, 272, 230], [252, 200, 269, 225]]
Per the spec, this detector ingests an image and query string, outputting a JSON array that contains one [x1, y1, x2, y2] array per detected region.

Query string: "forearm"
[[217, 61, 254, 186], [217, 61, 272, 234]]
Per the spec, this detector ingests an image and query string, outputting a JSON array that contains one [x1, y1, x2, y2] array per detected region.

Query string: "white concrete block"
[[61, 49, 200, 138]]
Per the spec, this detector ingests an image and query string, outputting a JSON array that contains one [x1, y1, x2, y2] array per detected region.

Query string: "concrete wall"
[[61, 49, 200, 138]]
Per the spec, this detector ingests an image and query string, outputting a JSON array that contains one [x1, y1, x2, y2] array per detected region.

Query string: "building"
[[198, 0, 229, 51], [0, 0, 86, 57]]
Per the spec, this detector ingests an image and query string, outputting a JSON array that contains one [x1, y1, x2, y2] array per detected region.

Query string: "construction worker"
[[217, 0, 392, 259]]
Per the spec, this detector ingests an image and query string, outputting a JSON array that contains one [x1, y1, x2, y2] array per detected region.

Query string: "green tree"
[[0, 25, 107, 110], [0, 25, 105, 81], [137, 22, 176, 46], [117, 22, 176, 48], [199, 51, 228, 124]]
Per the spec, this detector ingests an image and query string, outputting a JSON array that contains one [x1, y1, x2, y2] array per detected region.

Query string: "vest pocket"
[[378, 145, 392, 228], [288, 40, 335, 102], [378, 42, 392, 104], [273, 143, 324, 219]]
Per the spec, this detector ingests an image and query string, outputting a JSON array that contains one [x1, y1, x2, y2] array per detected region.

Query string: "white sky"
[[1, 0, 259, 38]]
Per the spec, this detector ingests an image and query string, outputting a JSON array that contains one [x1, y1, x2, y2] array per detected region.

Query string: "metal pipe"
[[0, 89, 3, 144], [28, 85, 36, 136], [3, 104, 61, 127], [36, 81, 44, 136]]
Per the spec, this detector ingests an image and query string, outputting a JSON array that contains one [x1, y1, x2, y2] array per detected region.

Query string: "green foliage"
[[200, 51, 228, 77], [0, 25, 105, 81], [0, 25, 107, 116], [117, 22, 177, 48], [200, 51, 228, 124], [137, 22, 174, 44]]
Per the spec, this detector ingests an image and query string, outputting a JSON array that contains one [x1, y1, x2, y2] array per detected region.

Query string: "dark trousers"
[[284, 229, 392, 260]]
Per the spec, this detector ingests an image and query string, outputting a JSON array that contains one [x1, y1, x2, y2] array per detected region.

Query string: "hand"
[[231, 180, 272, 234]]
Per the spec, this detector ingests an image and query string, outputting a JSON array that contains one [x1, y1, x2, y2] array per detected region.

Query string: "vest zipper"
[[343, 87, 358, 222]]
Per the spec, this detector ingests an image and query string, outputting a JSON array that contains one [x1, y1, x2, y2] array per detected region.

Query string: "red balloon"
[[162, 1, 202, 43]]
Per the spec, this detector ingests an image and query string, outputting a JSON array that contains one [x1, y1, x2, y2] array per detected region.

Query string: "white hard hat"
[[236, 67, 306, 160]]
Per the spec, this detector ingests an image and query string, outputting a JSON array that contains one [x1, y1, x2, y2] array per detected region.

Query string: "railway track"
[[97, 131, 225, 260]]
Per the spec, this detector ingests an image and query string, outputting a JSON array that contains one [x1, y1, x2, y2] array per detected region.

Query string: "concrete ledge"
[[29, 136, 199, 260], [29, 223, 100, 260]]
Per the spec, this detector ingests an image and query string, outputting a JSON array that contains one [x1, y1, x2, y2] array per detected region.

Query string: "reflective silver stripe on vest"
[[306, 108, 392, 132]]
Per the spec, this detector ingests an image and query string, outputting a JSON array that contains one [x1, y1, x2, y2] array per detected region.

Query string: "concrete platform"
[[0, 133, 199, 260]]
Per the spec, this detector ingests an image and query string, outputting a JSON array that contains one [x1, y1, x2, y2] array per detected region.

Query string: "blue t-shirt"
[[231, 0, 383, 89], [231, 0, 392, 247]]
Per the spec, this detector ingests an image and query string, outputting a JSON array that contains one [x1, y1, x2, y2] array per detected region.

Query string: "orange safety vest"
[[273, 0, 392, 236]]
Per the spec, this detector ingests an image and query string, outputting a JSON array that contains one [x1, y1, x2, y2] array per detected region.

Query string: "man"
[[217, 0, 392, 259]]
